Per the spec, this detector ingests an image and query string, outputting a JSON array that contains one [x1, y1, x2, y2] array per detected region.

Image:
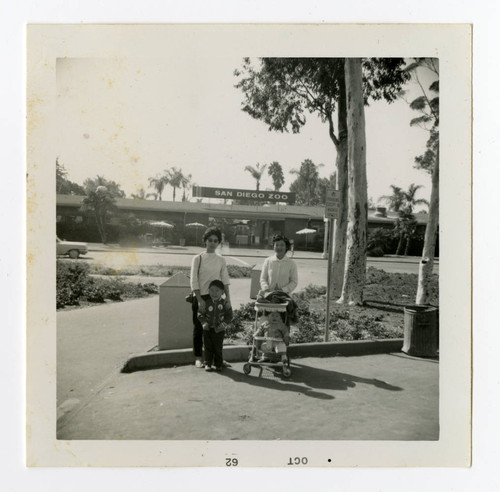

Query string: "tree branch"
[[415, 71, 439, 124], [326, 112, 339, 147]]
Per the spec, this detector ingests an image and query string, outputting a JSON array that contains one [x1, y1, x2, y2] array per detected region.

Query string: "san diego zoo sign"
[[192, 186, 296, 204]]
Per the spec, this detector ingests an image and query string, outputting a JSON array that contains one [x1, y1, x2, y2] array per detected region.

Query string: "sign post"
[[324, 190, 340, 342]]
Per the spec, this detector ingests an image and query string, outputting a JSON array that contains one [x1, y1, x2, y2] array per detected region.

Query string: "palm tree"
[[401, 183, 429, 213], [180, 173, 192, 201], [83, 175, 126, 198], [244, 163, 267, 191], [383, 183, 429, 255], [379, 185, 405, 212], [81, 185, 117, 243], [394, 211, 418, 255], [148, 174, 168, 201], [168, 167, 191, 202], [267, 161, 284, 191], [131, 187, 147, 199]]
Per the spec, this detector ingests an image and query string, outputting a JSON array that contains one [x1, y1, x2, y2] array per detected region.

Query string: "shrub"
[[227, 264, 253, 278], [367, 246, 385, 257], [290, 311, 325, 344], [57, 260, 159, 309], [88, 263, 252, 279], [233, 301, 256, 321], [56, 261, 91, 308], [329, 314, 402, 341], [227, 301, 255, 341], [142, 283, 159, 294], [83, 282, 107, 303], [367, 227, 395, 254], [293, 284, 326, 304]]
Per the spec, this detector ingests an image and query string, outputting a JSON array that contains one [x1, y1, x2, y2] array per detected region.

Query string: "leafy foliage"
[[367, 228, 395, 255], [56, 261, 91, 308], [289, 159, 325, 206], [228, 271, 435, 345], [226, 264, 253, 278], [147, 174, 168, 200], [244, 163, 267, 191], [83, 175, 126, 198], [268, 161, 285, 191], [168, 167, 192, 202], [81, 185, 117, 244], [380, 183, 429, 214], [87, 262, 252, 279], [56, 260, 158, 309], [234, 57, 410, 136], [415, 127, 439, 174], [405, 58, 439, 174], [56, 158, 85, 195]]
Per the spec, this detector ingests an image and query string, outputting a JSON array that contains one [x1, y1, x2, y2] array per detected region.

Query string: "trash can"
[[249, 264, 262, 299], [402, 305, 438, 357], [158, 273, 193, 350]]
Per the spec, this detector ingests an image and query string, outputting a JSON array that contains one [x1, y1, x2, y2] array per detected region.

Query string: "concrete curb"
[[121, 338, 404, 373]]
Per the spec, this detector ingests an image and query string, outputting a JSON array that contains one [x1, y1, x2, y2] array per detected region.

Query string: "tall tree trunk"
[[396, 233, 405, 255], [95, 210, 106, 243], [338, 58, 368, 306], [404, 236, 412, 256], [416, 155, 439, 304], [331, 69, 348, 298]]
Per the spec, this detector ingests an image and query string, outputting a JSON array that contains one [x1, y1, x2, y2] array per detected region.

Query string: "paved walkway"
[[87, 242, 438, 264], [57, 352, 438, 441], [57, 293, 439, 441]]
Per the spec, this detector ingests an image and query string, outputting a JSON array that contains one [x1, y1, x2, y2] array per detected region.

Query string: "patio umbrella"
[[149, 221, 174, 228], [185, 222, 206, 228], [296, 228, 317, 249], [149, 221, 174, 240], [185, 222, 207, 243]]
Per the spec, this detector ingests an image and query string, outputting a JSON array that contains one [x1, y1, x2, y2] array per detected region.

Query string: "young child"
[[255, 310, 290, 363], [197, 279, 233, 372]]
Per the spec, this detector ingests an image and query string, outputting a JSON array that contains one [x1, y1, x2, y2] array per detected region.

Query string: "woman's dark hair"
[[203, 226, 222, 243], [272, 234, 291, 252]]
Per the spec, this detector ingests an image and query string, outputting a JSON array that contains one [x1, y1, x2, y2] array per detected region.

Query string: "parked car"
[[56, 236, 88, 259]]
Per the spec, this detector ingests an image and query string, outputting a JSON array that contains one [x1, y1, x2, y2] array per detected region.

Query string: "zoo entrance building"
[[56, 194, 432, 255]]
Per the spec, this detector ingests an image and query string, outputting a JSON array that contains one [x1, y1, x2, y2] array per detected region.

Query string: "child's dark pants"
[[192, 295, 210, 358], [203, 328, 225, 368]]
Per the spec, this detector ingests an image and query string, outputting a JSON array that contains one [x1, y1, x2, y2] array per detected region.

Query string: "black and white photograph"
[[26, 23, 471, 467]]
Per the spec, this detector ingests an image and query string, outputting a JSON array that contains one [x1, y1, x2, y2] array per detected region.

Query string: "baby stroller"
[[243, 301, 292, 378]]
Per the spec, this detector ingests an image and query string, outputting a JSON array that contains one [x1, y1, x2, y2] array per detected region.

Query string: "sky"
[[56, 56, 435, 208]]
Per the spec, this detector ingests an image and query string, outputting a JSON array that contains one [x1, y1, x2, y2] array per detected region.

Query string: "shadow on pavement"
[[388, 353, 439, 363], [290, 362, 403, 392], [220, 367, 335, 400], [220, 361, 403, 399]]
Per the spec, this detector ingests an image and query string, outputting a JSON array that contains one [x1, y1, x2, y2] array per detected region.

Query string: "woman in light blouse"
[[260, 234, 298, 295], [190, 227, 231, 368]]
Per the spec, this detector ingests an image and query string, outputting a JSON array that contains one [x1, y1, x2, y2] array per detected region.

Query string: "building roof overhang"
[[56, 195, 429, 225]]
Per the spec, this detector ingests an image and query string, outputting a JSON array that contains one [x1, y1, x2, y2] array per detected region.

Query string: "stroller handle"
[[254, 302, 288, 312], [253, 336, 285, 342]]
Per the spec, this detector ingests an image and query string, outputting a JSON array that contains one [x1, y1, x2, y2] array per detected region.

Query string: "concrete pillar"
[[158, 273, 193, 350]]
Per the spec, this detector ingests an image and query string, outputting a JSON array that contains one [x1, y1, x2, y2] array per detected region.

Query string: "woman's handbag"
[[185, 254, 202, 303]]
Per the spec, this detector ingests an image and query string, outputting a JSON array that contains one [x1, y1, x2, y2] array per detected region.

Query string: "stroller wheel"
[[243, 363, 252, 375], [282, 366, 292, 378]]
